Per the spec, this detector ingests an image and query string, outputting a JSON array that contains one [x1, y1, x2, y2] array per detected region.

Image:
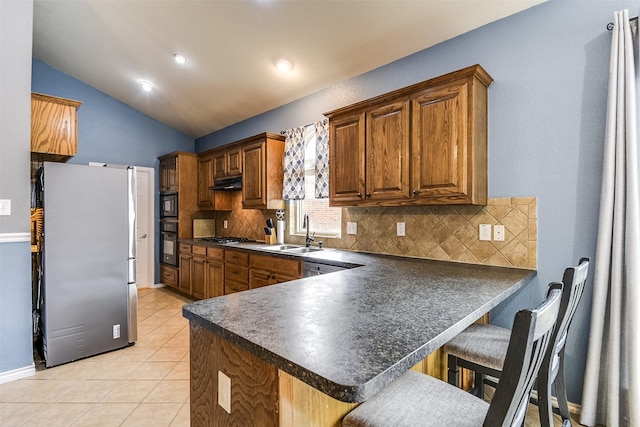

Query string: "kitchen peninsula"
[[182, 245, 535, 426]]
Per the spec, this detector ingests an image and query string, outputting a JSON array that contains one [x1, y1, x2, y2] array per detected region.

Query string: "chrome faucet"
[[303, 214, 314, 247]]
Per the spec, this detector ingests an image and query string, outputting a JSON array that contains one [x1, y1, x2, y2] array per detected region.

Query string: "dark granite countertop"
[[181, 241, 535, 403]]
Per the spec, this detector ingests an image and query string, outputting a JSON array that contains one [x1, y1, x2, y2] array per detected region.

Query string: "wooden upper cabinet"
[[366, 100, 410, 202], [160, 155, 178, 193], [213, 150, 227, 180], [242, 141, 265, 208], [329, 113, 365, 205], [197, 153, 214, 209], [411, 81, 472, 203], [241, 133, 285, 210], [226, 147, 242, 176], [197, 151, 232, 211], [31, 92, 82, 162], [325, 64, 492, 207], [213, 146, 243, 179]]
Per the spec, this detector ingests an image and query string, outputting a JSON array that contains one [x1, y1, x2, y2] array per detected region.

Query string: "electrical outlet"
[[223, 220, 228, 229], [347, 222, 357, 235], [112, 324, 120, 339], [494, 224, 505, 241], [0, 199, 11, 216], [218, 371, 231, 414], [397, 222, 405, 236], [479, 224, 492, 241]]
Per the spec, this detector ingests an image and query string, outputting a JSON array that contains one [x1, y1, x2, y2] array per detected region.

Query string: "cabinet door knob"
[[413, 190, 419, 196], [357, 193, 362, 198], [366, 193, 371, 198]]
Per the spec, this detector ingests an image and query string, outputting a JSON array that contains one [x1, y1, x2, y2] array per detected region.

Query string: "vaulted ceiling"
[[33, 0, 545, 138]]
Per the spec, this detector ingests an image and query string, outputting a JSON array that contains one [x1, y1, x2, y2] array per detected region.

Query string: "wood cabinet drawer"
[[192, 245, 207, 256], [225, 279, 249, 294], [160, 265, 178, 288], [179, 243, 191, 254], [251, 254, 301, 277], [249, 269, 273, 289], [207, 247, 224, 261], [225, 265, 248, 283], [225, 250, 249, 266]]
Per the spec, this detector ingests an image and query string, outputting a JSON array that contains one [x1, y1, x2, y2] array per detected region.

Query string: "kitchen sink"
[[267, 245, 302, 251], [284, 247, 325, 254]]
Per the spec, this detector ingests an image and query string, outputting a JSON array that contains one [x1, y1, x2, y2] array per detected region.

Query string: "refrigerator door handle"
[[127, 283, 138, 343]]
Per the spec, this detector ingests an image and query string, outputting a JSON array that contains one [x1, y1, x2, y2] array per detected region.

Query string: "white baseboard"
[[148, 283, 166, 289], [0, 364, 36, 384]]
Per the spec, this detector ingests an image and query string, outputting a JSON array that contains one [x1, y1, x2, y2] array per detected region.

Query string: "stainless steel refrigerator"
[[39, 162, 138, 367]]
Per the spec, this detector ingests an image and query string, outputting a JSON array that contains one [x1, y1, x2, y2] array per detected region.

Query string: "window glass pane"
[[293, 125, 341, 237]]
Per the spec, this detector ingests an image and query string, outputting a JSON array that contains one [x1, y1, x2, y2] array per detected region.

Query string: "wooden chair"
[[342, 283, 563, 427], [444, 258, 589, 427]]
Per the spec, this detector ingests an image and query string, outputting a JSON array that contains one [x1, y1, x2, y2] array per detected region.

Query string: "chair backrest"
[[483, 283, 563, 427], [544, 258, 590, 381]]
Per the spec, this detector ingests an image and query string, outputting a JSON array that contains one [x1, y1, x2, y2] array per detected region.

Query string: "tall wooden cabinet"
[[326, 64, 493, 207], [241, 132, 285, 210], [158, 152, 198, 238], [31, 92, 82, 163]]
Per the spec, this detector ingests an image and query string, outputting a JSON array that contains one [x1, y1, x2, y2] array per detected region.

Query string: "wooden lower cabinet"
[[224, 249, 249, 294], [189, 323, 448, 427], [207, 260, 224, 298], [191, 256, 207, 300], [190, 324, 279, 426], [179, 255, 192, 295], [177, 245, 225, 300], [160, 264, 178, 289], [249, 254, 302, 289]]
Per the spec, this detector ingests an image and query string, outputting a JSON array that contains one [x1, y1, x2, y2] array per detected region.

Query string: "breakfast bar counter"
[[182, 246, 535, 426]]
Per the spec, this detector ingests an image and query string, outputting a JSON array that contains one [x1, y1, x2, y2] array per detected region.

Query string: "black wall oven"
[[160, 220, 178, 266], [160, 193, 178, 218]]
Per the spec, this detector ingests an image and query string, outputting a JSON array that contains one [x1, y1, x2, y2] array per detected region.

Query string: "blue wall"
[[32, 59, 195, 282], [32, 59, 194, 167], [0, 243, 33, 372], [0, 0, 34, 378], [197, 0, 637, 403]]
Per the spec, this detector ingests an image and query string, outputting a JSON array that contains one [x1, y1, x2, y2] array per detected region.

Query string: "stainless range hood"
[[210, 176, 242, 191]]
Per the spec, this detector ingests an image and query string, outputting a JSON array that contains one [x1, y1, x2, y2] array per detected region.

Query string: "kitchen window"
[[290, 125, 341, 238]]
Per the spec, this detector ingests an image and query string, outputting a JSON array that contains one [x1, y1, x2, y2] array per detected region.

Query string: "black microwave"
[[160, 193, 177, 218]]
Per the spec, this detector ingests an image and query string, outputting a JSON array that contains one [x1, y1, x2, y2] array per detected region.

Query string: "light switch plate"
[[223, 220, 228, 229], [397, 222, 405, 236], [0, 199, 11, 216], [494, 225, 505, 241], [479, 224, 492, 241], [347, 222, 357, 235], [218, 371, 231, 414]]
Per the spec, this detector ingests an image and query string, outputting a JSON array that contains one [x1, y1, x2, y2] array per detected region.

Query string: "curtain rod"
[[280, 122, 316, 135], [607, 15, 638, 31]]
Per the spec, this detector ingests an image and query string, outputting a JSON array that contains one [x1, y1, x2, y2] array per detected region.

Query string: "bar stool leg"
[[447, 354, 460, 388], [554, 351, 572, 426]]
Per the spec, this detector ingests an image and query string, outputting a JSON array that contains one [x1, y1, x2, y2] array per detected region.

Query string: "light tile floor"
[[1, 286, 584, 426], [0, 287, 194, 426]]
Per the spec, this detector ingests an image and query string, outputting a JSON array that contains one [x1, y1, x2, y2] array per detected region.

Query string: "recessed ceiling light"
[[173, 53, 188, 64], [139, 80, 153, 92], [275, 58, 293, 72]]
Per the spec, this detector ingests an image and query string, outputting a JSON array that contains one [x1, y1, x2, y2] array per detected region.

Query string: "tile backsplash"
[[214, 194, 537, 270]]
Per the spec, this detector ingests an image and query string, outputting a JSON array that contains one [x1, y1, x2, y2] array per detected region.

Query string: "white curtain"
[[581, 10, 640, 427]]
